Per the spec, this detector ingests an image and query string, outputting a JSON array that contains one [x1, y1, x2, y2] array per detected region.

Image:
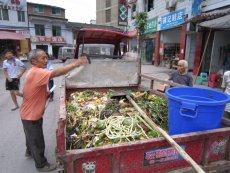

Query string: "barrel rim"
[[166, 87, 230, 106]]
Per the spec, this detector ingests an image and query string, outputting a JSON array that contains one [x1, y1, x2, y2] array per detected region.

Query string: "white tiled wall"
[[128, 0, 190, 31], [1, 10, 28, 28]]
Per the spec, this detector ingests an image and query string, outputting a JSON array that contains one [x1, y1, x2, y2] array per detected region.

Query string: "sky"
[[27, 0, 96, 23]]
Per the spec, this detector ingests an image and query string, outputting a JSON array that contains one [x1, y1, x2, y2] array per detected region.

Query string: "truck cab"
[[74, 28, 130, 59], [58, 46, 75, 62]]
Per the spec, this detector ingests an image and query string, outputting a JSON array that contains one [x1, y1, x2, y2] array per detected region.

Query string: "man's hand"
[[50, 56, 90, 78], [17, 74, 22, 79], [74, 56, 89, 67]]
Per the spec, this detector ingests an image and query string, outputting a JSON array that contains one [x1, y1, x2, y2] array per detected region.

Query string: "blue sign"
[[160, 9, 186, 30], [192, 0, 202, 16]]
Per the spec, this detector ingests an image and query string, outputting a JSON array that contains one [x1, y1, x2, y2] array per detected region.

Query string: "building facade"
[[128, 0, 188, 65], [128, 0, 230, 77], [27, 2, 72, 58], [0, 0, 30, 57], [96, 0, 128, 30], [186, 0, 230, 75]]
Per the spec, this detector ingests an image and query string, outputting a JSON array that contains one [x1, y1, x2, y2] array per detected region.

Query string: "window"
[[52, 8, 61, 15], [17, 11, 25, 22], [35, 24, 45, 36], [52, 25, 61, 37], [105, 9, 111, 23], [33, 5, 44, 13], [0, 9, 9, 21], [144, 0, 154, 12], [106, 0, 111, 8]]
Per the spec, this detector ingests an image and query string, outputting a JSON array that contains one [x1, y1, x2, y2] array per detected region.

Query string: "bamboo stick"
[[126, 95, 205, 173], [193, 29, 212, 85]]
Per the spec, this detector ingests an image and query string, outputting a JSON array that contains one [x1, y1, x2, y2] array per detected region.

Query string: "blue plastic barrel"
[[166, 87, 230, 135]]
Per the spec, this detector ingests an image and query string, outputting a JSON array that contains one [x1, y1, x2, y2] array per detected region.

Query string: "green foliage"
[[66, 103, 77, 112], [134, 12, 148, 37]]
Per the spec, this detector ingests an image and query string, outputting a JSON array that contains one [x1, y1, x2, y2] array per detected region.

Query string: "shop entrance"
[[0, 40, 16, 55], [52, 45, 62, 59], [160, 28, 181, 68], [36, 45, 48, 53], [141, 39, 155, 64], [164, 43, 180, 68]]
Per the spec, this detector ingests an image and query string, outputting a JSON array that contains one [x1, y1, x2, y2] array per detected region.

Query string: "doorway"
[[36, 45, 48, 53], [141, 39, 155, 64], [52, 45, 62, 59]]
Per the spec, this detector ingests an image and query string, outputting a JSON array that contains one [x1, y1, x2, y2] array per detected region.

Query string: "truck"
[[56, 28, 230, 173], [58, 47, 75, 62]]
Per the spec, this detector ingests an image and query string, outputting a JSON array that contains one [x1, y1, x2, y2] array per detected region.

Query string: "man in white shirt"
[[3, 49, 26, 111], [221, 71, 230, 119]]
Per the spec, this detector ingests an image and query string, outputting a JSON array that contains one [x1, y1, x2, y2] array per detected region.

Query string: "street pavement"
[[141, 64, 222, 91], [0, 60, 222, 173]]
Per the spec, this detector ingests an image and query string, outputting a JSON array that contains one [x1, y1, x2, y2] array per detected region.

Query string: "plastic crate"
[[208, 74, 222, 88], [200, 72, 208, 81]]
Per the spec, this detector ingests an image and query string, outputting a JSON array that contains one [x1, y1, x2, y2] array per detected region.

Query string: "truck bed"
[[56, 86, 230, 173]]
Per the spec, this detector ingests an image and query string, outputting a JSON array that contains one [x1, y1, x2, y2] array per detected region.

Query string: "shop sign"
[[144, 145, 185, 166], [118, 0, 128, 26], [16, 30, 30, 38], [0, 0, 26, 11], [160, 9, 186, 30], [144, 17, 158, 34], [191, 0, 202, 16], [31, 36, 65, 43]]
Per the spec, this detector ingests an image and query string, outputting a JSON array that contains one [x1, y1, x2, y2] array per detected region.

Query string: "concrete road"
[[0, 59, 63, 173]]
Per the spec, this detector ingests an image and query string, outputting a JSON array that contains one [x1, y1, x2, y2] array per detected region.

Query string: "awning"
[[185, 7, 230, 23], [199, 14, 230, 29], [76, 28, 130, 44], [0, 31, 26, 40]]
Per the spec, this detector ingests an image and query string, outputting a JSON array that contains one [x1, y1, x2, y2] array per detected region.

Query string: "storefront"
[[159, 28, 181, 67], [155, 8, 186, 67], [196, 10, 230, 75], [31, 36, 65, 58], [140, 17, 157, 64], [186, 6, 230, 75], [0, 0, 29, 56], [0, 30, 28, 56]]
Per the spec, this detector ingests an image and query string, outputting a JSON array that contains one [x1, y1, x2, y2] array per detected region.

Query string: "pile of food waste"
[[66, 90, 168, 150]]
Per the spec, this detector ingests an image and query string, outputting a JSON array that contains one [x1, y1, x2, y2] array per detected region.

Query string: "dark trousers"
[[224, 111, 230, 119], [22, 118, 47, 168], [48, 79, 54, 99]]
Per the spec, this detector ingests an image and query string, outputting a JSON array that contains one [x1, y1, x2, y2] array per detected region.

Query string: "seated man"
[[169, 60, 193, 86]]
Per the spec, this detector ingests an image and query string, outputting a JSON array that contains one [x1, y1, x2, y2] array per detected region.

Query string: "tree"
[[134, 12, 148, 38], [134, 12, 148, 54]]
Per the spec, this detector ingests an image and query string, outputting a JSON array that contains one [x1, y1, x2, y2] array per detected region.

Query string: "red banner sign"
[[0, 0, 25, 11], [31, 36, 65, 43]]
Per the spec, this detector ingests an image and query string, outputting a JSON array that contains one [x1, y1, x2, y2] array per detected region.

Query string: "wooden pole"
[[193, 29, 212, 85], [126, 95, 205, 173]]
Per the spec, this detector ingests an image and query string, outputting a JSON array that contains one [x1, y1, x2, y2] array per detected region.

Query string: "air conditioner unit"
[[165, 0, 177, 10]]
